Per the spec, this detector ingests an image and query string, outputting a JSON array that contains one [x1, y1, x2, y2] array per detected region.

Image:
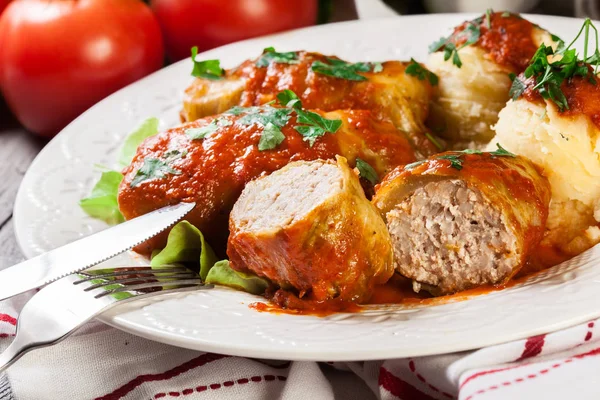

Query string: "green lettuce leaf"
[[118, 117, 160, 167], [151, 221, 270, 294], [150, 221, 218, 280], [79, 171, 124, 225], [206, 260, 270, 295], [80, 117, 160, 225]]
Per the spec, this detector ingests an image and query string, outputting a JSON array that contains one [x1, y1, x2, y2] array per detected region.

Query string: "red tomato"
[[151, 0, 318, 62], [0, 0, 10, 15], [0, 0, 164, 137]]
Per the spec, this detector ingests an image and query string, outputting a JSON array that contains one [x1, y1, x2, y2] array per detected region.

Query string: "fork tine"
[[74, 266, 190, 283], [82, 272, 199, 291], [94, 279, 208, 298]]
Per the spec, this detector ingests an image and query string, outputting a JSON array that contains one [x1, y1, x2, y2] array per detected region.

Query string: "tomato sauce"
[[450, 12, 538, 71], [251, 248, 574, 317], [521, 70, 600, 128]]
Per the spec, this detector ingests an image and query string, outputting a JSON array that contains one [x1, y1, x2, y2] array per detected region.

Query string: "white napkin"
[[1, 287, 600, 400]]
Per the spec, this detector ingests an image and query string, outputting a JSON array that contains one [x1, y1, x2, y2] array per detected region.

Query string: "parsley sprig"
[[429, 16, 483, 68], [256, 47, 299, 67], [219, 90, 342, 150], [130, 150, 186, 188], [405, 144, 516, 171], [185, 118, 233, 140], [405, 58, 439, 85], [225, 104, 293, 151], [190, 46, 224, 80], [311, 57, 383, 81], [356, 158, 379, 184], [509, 18, 600, 111], [277, 90, 342, 146]]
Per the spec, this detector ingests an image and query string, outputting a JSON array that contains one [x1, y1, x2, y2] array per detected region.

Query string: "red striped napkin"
[[1, 286, 599, 400]]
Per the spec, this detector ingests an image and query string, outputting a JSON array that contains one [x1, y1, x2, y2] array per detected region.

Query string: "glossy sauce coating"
[[182, 51, 439, 156], [521, 71, 600, 128], [118, 108, 416, 254], [449, 12, 538, 71]]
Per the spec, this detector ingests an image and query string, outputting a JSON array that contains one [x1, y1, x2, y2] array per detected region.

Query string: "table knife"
[[0, 202, 195, 301]]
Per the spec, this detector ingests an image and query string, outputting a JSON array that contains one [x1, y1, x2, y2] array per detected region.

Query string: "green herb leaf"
[[226, 106, 248, 116], [356, 158, 379, 184], [190, 46, 224, 80], [437, 154, 464, 170], [294, 109, 341, 146], [79, 171, 125, 225], [130, 158, 182, 188], [238, 107, 293, 129], [118, 118, 160, 167], [256, 47, 299, 67], [459, 149, 483, 154], [258, 122, 286, 151], [405, 160, 426, 170], [293, 125, 326, 147], [428, 18, 482, 68], [277, 89, 302, 109], [490, 143, 516, 157], [429, 36, 448, 53], [225, 102, 294, 150], [276, 89, 341, 147], [501, 11, 511, 17], [206, 260, 270, 295], [185, 118, 232, 140], [509, 75, 527, 100], [311, 58, 381, 81], [485, 9, 492, 29], [405, 58, 439, 85]]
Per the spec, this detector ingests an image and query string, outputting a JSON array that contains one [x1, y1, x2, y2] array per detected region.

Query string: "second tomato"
[[152, 0, 318, 61]]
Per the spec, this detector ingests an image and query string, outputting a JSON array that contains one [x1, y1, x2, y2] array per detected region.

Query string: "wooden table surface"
[[0, 99, 46, 262]]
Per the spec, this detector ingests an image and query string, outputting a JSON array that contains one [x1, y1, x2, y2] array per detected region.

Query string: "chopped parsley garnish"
[[460, 149, 483, 154], [130, 158, 182, 188], [429, 16, 483, 68], [256, 47, 299, 67], [508, 72, 527, 100], [405, 59, 439, 85], [225, 104, 292, 151], [185, 118, 233, 140], [356, 158, 379, 184], [258, 122, 286, 151], [489, 143, 516, 157], [276, 89, 342, 146], [425, 132, 443, 150], [510, 18, 600, 111], [190, 46, 224, 80], [311, 57, 383, 81], [404, 144, 515, 171], [222, 90, 341, 150], [437, 154, 464, 170], [485, 8, 492, 29], [501, 11, 511, 17]]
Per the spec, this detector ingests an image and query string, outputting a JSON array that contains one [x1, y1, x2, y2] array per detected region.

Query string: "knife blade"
[[0, 202, 195, 301]]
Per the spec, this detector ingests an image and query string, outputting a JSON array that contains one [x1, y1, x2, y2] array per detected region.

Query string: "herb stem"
[[564, 20, 587, 54], [584, 19, 590, 61]]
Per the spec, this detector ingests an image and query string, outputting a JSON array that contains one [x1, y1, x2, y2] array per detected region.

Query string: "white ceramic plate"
[[14, 14, 600, 361]]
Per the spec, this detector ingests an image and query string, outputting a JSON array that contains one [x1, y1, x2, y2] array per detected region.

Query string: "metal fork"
[[0, 266, 211, 372]]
